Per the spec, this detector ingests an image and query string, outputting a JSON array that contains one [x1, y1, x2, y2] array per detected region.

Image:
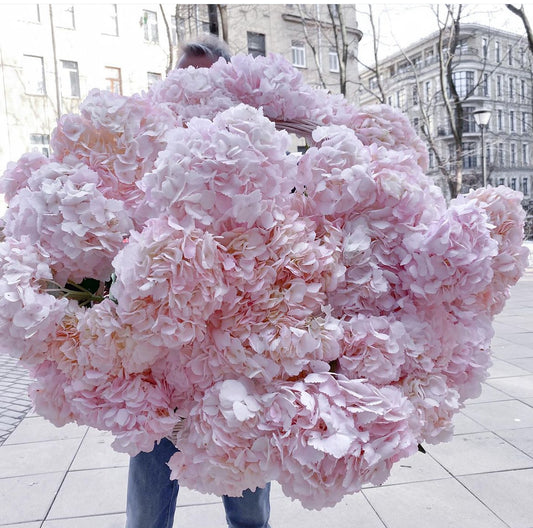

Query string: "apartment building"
[[0, 4, 361, 181], [359, 23, 532, 200]]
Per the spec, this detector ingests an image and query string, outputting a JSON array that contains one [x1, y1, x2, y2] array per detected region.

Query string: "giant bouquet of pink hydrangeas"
[[0, 54, 529, 509]]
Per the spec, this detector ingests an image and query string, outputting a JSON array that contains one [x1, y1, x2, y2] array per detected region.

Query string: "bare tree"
[[327, 4, 349, 96], [290, 4, 359, 97], [217, 4, 229, 43], [296, 5, 328, 90], [506, 4, 533, 53], [357, 5, 387, 103], [159, 4, 174, 74]]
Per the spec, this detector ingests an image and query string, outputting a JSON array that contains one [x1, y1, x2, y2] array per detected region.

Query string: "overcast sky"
[[355, 3, 533, 67]]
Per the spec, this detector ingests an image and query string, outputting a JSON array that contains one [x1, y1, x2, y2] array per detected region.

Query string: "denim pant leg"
[[126, 438, 179, 528], [222, 483, 272, 528]]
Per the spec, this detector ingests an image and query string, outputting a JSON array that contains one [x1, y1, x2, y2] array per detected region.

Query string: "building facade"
[[0, 3, 361, 187], [359, 23, 533, 203]]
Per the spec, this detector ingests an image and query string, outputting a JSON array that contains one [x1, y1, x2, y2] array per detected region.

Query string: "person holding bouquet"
[[125, 34, 272, 528]]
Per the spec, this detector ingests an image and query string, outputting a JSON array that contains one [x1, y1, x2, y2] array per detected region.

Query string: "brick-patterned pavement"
[[0, 356, 32, 445]]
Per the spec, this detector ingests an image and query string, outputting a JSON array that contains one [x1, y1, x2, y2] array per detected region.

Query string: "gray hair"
[[181, 34, 231, 62]]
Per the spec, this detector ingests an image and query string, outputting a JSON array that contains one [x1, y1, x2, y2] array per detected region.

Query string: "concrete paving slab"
[[42, 513, 126, 528], [452, 410, 489, 435], [487, 358, 531, 378], [270, 490, 386, 528], [172, 501, 229, 527], [464, 382, 512, 404], [0, 438, 82, 478], [426, 431, 533, 475], [4, 416, 87, 445], [497, 427, 533, 457], [492, 341, 533, 360], [70, 429, 129, 471], [486, 374, 533, 399], [507, 357, 533, 372], [363, 478, 508, 528], [0, 472, 65, 524], [461, 399, 533, 430], [459, 468, 533, 528], [379, 450, 450, 486], [46, 467, 128, 520]]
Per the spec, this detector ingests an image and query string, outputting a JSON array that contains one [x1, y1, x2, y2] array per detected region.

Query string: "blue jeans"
[[126, 438, 271, 528]]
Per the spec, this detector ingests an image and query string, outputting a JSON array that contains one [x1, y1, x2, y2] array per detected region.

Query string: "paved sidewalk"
[[1, 254, 532, 527], [0, 357, 32, 445]]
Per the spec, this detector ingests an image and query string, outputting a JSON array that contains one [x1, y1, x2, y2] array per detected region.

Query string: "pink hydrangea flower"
[[0, 52, 529, 509], [3, 161, 133, 284]]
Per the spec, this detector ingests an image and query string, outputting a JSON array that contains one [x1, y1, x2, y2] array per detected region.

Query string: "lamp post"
[[473, 109, 491, 187]]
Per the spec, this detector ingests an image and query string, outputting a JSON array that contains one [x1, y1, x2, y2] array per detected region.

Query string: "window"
[[291, 41, 306, 68], [456, 38, 469, 54], [428, 150, 435, 169], [102, 4, 118, 36], [522, 112, 528, 133], [462, 142, 477, 169], [395, 88, 405, 110], [142, 10, 158, 43], [105, 66, 122, 94], [413, 117, 419, 133], [247, 32, 266, 57], [452, 71, 474, 98], [397, 61, 410, 75], [61, 60, 80, 97], [498, 143, 505, 166], [482, 73, 489, 97], [30, 133, 50, 157], [328, 48, 339, 72], [498, 177, 505, 186], [482, 37, 488, 59], [412, 85, 419, 106], [523, 177, 529, 195], [495, 41, 501, 62], [496, 75, 502, 98], [521, 79, 527, 102], [23, 55, 46, 95], [147, 72, 161, 88], [510, 111, 515, 132], [55, 5, 75, 29], [498, 109, 503, 131], [523, 144, 529, 165], [509, 77, 514, 100], [508, 44, 513, 65], [486, 144, 491, 164], [511, 177, 517, 190], [511, 143, 517, 166], [462, 107, 476, 133], [424, 48, 434, 66], [424, 81, 431, 101]]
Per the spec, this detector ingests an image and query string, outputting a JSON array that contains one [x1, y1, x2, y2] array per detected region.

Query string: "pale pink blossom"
[[0, 237, 70, 363], [3, 161, 133, 284], [0, 52, 529, 509], [0, 151, 50, 203]]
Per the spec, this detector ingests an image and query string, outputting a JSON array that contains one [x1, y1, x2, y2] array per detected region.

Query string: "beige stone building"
[[359, 23, 533, 201], [0, 3, 361, 199]]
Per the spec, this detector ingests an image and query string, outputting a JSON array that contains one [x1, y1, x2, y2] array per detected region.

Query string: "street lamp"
[[473, 109, 491, 187]]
